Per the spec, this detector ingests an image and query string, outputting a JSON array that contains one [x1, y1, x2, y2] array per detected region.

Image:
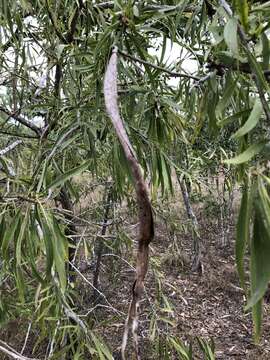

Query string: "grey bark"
[[178, 177, 202, 273]]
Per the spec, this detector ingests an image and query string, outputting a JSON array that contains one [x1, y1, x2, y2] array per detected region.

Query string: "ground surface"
[[1, 194, 270, 359], [92, 203, 270, 359]]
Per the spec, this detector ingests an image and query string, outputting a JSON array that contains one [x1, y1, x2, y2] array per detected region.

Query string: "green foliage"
[[0, 0, 270, 356]]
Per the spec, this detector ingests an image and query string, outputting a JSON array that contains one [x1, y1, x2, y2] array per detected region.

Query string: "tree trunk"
[[178, 177, 202, 273], [93, 185, 112, 301]]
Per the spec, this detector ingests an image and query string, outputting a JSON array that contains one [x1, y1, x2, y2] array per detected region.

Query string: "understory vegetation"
[[1, 0, 270, 359]]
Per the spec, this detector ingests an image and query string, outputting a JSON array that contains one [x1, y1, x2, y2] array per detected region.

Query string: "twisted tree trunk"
[[104, 47, 154, 360]]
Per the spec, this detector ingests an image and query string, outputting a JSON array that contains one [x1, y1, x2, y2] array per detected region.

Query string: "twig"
[[119, 50, 200, 81], [102, 253, 136, 270], [0, 140, 22, 156], [219, 0, 270, 122], [68, 262, 124, 315], [80, 304, 123, 317], [0, 340, 39, 360], [20, 322, 32, 355]]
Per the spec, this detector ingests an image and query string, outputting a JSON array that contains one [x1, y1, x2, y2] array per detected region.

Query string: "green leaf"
[[231, 99, 263, 139], [197, 337, 215, 360], [16, 266, 26, 303], [1, 210, 20, 258], [0, 216, 6, 248], [236, 0, 249, 31], [245, 197, 270, 311], [252, 299, 262, 344], [224, 17, 239, 56], [245, 48, 269, 92], [235, 185, 250, 291], [218, 109, 251, 127], [28, 225, 45, 284], [90, 332, 113, 360], [37, 208, 53, 278], [262, 32, 270, 70], [224, 141, 266, 164], [51, 217, 67, 290], [16, 206, 30, 266], [245, 191, 270, 342], [168, 337, 190, 359], [215, 76, 238, 118], [46, 160, 91, 190]]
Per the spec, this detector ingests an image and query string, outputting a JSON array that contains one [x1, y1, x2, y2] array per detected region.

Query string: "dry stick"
[[104, 47, 154, 360], [0, 340, 39, 360], [0, 140, 22, 156]]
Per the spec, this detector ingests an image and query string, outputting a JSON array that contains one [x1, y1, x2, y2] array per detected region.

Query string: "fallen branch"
[[0, 340, 39, 360], [104, 47, 154, 360]]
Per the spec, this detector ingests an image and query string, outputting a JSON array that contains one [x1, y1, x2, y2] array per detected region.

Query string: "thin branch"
[[0, 130, 39, 139], [190, 70, 217, 91], [20, 322, 32, 355], [208, 60, 270, 79], [0, 106, 42, 136], [219, 0, 233, 15], [219, 0, 270, 122], [0, 140, 22, 156], [119, 50, 200, 81], [69, 262, 124, 315], [0, 340, 39, 360]]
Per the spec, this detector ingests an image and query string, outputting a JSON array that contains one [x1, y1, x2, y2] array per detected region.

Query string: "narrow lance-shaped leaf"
[[37, 206, 54, 278], [1, 210, 20, 258], [231, 99, 263, 139], [51, 217, 68, 291], [16, 206, 30, 266], [46, 159, 91, 191], [224, 17, 239, 56], [261, 32, 270, 70], [245, 193, 270, 342], [235, 184, 250, 291], [224, 141, 267, 164], [215, 76, 238, 118], [245, 183, 270, 311], [236, 0, 249, 31]]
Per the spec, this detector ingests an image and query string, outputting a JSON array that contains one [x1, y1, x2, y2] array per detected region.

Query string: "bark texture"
[[104, 48, 154, 360]]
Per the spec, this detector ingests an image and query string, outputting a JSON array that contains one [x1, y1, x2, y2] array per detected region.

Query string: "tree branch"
[[207, 60, 270, 79], [0, 107, 42, 136], [119, 50, 200, 81], [0, 140, 22, 156]]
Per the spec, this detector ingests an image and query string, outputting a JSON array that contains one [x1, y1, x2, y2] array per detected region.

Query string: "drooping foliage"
[[1, 0, 270, 357]]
